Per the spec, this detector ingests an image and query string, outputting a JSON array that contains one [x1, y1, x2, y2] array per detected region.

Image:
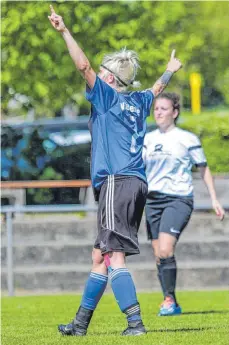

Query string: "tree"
[[2, 1, 229, 119]]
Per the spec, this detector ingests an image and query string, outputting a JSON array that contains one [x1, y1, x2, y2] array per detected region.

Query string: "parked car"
[[1, 116, 91, 204], [1, 117, 156, 205]]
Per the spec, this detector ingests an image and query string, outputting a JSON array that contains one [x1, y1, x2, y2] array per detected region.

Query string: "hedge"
[[180, 112, 229, 173]]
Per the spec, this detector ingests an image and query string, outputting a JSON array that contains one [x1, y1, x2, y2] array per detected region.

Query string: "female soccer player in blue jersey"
[[143, 92, 225, 316], [48, 5, 182, 336]]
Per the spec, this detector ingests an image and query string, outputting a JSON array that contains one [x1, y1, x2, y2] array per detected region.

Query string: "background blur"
[[2, 1, 229, 115], [1, 0, 229, 205], [1, 1, 229, 298]]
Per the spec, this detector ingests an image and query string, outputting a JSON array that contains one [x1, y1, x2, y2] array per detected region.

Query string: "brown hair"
[[155, 92, 181, 123]]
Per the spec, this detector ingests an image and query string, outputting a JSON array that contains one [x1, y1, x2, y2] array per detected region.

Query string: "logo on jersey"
[[100, 241, 106, 249], [120, 102, 140, 114], [154, 144, 163, 152]]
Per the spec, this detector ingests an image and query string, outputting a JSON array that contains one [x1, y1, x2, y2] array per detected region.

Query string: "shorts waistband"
[[147, 191, 193, 201], [104, 175, 147, 183]]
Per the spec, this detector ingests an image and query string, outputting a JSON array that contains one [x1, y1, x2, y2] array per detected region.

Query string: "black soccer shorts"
[[145, 192, 193, 240], [94, 175, 148, 256]]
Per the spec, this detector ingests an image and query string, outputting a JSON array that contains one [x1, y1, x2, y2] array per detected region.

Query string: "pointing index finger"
[[50, 4, 55, 14], [171, 49, 176, 59]]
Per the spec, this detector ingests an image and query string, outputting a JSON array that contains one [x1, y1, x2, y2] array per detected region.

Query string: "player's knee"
[[159, 247, 174, 259], [92, 248, 104, 265]]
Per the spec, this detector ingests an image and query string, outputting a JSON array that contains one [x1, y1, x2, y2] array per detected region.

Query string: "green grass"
[[1, 291, 229, 345]]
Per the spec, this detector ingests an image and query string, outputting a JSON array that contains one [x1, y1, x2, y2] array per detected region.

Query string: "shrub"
[[180, 113, 229, 173]]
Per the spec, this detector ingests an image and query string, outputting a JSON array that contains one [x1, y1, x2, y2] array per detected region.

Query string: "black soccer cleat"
[[122, 321, 147, 336], [58, 306, 93, 336], [58, 321, 87, 336]]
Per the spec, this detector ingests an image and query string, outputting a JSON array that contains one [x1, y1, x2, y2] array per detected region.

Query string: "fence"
[[1, 180, 95, 296], [1, 204, 98, 297], [1, 179, 229, 296], [0, 180, 91, 189]]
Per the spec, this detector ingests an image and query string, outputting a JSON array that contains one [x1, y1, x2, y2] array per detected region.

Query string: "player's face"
[[98, 67, 107, 80], [154, 98, 178, 129], [98, 67, 114, 86]]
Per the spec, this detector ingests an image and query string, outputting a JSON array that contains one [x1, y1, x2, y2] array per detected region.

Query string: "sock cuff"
[[109, 268, 129, 281], [123, 303, 140, 316], [90, 272, 108, 282], [160, 256, 176, 265]]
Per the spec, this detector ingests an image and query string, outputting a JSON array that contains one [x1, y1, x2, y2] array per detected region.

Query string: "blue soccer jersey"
[[86, 76, 154, 190]]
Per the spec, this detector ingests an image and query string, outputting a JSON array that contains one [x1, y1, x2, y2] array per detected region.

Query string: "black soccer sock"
[[156, 263, 166, 298], [159, 256, 177, 304], [73, 306, 94, 331]]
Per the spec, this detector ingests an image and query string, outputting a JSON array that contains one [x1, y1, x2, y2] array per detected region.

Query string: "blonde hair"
[[101, 48, 141, 90]]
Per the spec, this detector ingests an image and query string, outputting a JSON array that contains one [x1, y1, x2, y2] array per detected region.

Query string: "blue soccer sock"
[[110, 268, 142, 323], [81, 271, 108, 310]]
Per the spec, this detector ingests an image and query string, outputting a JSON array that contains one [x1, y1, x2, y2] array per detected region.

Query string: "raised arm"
[[150, 50, 182, 97], [48, 5, 96, 88]]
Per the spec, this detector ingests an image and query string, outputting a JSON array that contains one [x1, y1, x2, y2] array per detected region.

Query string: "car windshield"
[[1, 119, 91, 181]]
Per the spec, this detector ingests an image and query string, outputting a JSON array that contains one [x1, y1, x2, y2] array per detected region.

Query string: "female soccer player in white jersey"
[[143, 92, 225, 316], [48, 5, 182, 336]]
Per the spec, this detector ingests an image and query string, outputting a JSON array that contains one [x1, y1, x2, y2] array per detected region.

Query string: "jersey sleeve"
[[86, 76, 117, 114], [188, 134, 207, 167], [138, 90, 154, 118]]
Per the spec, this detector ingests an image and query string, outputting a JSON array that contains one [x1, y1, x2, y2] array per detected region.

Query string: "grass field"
[[1, 290, 229, 345]]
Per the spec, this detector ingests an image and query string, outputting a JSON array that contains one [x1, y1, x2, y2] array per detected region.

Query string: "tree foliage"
[[2, 1, 229, 118], [181, 112, 229, 173]]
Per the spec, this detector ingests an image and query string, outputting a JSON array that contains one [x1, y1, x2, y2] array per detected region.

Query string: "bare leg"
[[91, 248, 108, 275]]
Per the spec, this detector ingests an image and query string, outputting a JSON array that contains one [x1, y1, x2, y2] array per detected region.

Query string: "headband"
[[100, 64, 130, 87]]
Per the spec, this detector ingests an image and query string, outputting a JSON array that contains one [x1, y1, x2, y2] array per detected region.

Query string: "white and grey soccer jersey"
[[143, 127, 207, 197]]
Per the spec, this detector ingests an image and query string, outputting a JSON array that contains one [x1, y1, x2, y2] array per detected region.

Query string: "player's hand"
[[48, 5, 66, 32], [212, 199, 225, 221], [166, 50, 182, 73]]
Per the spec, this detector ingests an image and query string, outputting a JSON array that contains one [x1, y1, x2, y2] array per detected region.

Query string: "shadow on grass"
[[91, 327, 213, 336], [147, 327, 212, 333], [182, 310, 229, 315]]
